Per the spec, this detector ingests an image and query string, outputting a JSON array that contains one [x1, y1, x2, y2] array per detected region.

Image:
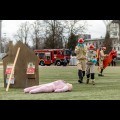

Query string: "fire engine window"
[[39, 53, 45, 59], [35, 53, 39, 57], [54, 51, 57, 54], [61, 51, 64, 55], [64, 50, 71, 56], [46, 56, 50, 60], [58, 51, 62, 55]]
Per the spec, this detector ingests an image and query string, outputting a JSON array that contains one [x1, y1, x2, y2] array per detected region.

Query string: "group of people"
[[75, 38, 110, 85], [24, 38, 117, 94]]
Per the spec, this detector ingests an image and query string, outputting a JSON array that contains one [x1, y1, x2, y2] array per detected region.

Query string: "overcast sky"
[[1, 20, 106, 39]]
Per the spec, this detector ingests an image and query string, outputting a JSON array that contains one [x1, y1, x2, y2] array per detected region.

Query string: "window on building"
[[86, 43, 87, 46], [99, 42, 101, 45], [118, 47, 119, 51], [114, 47, 116, 50]]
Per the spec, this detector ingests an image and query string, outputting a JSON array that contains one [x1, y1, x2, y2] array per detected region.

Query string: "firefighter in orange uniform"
[[98, 47, 107, 76], [75, 38, 87, 83]]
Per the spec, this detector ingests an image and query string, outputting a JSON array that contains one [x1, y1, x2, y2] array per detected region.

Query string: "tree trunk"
[[118, 21, 120, 43]]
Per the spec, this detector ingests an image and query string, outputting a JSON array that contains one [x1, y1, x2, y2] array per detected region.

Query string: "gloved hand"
[[77, 43, 84, 48], [91, 59, 97, 64], [77, 43, 80, 47], [81, 44, 84, 48]]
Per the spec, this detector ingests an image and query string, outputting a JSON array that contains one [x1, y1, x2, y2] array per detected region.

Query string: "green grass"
[[0, 66, 120, 100]]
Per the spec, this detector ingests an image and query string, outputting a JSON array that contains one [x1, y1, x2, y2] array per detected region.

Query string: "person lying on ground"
[[24, 80, 73, 94]]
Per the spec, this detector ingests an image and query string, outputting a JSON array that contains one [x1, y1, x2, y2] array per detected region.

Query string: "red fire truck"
[[34, 49, 71, 66]]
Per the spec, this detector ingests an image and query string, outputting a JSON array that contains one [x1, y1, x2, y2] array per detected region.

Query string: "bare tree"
[[31, 20, 45, 49], [64, 20, 87, 35], [44, 20, 64, 49], [64, 20, 87, 50], [14, 21, 31, 45], [103, 31, 112, 54], [1, 37, 11, 53]]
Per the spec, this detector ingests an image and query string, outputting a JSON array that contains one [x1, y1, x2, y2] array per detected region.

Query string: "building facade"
[[84, 38, 104, 49], [78, 34, 91, 39], [109, 22, 119, 39], [84, 37, 120, 58], [0, 20, 2, 53], [106, 20, 120, 58]]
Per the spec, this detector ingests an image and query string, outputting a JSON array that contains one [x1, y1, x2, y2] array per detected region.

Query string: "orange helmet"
[[78, 38, 84, 44], [88, 44, 95, 50]]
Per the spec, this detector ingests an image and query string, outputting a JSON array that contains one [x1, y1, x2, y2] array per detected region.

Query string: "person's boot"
[[78, 77, 83, 83], [78, 71, 85, 83], [80, 71, 85, 83], [86, 79, 89, 84], [81, 77, 83, 83], [91, 73, 95, 85], [98, 69, 104, 76], [78, 70, 83, 83], [86, 74, 90, 84], [92, 79, 95, 85], [98, 73, 104, 76], [98, 73, 101, 76]]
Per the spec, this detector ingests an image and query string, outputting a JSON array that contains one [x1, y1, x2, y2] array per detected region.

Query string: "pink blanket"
[[24, 80, 73, 94]]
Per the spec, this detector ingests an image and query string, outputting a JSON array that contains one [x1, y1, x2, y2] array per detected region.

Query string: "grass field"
[[0, 65, 120, 100]]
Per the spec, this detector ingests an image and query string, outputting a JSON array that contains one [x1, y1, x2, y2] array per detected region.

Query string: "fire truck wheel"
[[40, 61, 45, 66], [56, 61, 61, 66]]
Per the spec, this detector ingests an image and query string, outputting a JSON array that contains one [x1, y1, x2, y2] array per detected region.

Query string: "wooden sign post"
[[6, 47, 20, 92]]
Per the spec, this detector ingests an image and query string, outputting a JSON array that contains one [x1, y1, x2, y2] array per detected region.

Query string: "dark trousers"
[[78, 70, 85, 80], [87, 73, 94, 79], [111, 60, 116, 66]]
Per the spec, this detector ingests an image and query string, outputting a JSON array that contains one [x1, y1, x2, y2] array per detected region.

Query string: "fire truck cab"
[[34, 49, 71, 66]]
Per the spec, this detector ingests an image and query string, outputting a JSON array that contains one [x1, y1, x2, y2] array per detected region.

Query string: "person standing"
[[98, 47, 107, 76], [111, 50, 117, 66], [86, 44, 97, 85], [75, 38, 87, 83]]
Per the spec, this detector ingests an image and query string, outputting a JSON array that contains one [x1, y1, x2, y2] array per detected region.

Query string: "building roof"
[[85, 38, 105, 41], [85, 37, 118, 42]]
